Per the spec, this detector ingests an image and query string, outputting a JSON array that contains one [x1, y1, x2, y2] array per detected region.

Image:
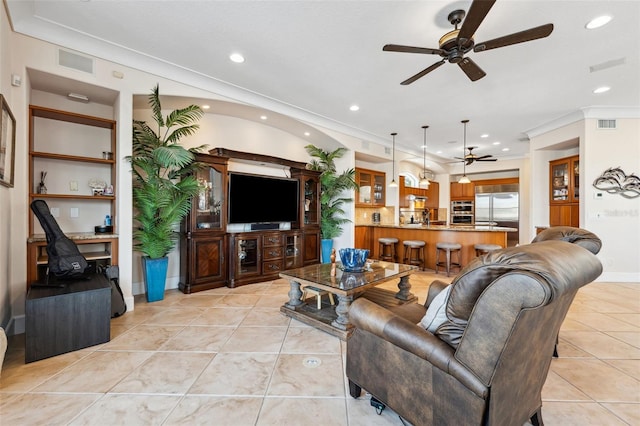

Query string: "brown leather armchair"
[[346, 229, 603, 426]]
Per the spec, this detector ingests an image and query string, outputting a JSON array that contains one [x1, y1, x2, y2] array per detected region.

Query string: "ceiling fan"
[[383, 0, 554, 84], [456, 146, 497, 165]]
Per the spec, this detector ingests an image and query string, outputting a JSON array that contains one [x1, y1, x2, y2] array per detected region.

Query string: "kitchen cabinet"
[[425, 181, 440, 209], [27, 105, 118, 284], [549, 155, 579, 227], [451, 182, 475, 200], [356, 168, 385, 207]]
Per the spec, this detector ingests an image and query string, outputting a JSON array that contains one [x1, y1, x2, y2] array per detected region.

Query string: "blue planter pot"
[[141, 256, 168, 302], [321, 239, 334, 264]]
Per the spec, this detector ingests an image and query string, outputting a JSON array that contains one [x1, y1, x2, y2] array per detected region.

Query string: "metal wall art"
[[593, 167, 640, 199]]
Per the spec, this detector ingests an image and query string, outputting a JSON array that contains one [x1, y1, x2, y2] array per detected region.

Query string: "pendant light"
[[389, 132, 398, 187], [458, 120, 471, 184], [419, 125, 430, 189]]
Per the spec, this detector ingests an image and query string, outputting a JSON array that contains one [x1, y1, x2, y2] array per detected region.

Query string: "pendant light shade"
[[389, 132, 398, 187], [458, 119, 471, 184], [419, 125, 430, 189]]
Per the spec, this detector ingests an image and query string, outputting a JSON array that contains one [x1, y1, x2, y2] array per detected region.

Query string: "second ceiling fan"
[[383, 0, 554, 84]]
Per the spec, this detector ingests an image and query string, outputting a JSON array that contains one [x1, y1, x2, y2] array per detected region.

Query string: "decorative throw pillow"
[[419, 285, 452, 333]]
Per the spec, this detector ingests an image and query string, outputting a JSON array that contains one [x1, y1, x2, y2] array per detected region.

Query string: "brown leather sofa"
[[346, 227, 603, 426]]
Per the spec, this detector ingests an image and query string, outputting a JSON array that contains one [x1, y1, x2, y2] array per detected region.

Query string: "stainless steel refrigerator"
[[475, 184, 519, 246]]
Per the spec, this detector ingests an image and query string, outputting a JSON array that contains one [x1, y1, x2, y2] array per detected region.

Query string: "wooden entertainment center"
[[179, 148, 321, 293]]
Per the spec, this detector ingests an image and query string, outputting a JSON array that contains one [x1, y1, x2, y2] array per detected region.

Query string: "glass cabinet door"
[[357, 171, 373, 204], [372, 174, 385, 206], [551, 162, 569, 202], [196, 165, 223, 230], [571, 158, 579, 202], [236, 237, 259, 276], [304, 177, 319, 225]]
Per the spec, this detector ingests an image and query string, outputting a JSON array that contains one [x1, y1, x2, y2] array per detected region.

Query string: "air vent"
[[597, 119, 617, 129], [384, 147, 391, 155], [58, 49, 94, 74]]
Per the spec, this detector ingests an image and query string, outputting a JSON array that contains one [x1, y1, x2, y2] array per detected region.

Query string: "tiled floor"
[[1, 272, 638, 425]]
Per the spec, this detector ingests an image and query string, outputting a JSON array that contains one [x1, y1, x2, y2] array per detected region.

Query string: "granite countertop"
[[28, 232, 119, 243], [355, 224, 518, 232]]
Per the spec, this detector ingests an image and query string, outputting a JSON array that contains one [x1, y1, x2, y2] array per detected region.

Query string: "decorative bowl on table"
[[338, 248, 370, 272]]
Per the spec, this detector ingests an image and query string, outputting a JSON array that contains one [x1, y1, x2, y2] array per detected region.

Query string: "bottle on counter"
[[410, 215, 414, 224], [105, 215, 111, 226]]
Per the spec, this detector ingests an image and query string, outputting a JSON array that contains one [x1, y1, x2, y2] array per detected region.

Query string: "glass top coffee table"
[[279, 260, 418, 339]]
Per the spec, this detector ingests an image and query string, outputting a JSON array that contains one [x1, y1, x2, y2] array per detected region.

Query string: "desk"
[[280, 261, 417, 340], [26, 274, 111, 363]]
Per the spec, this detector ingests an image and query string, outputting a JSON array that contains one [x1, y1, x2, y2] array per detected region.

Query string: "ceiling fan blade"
[[383, 44, 444, 55], [458, 57, 486, 81], [400, 60, 446, 85], [474, 23, 554, 52], [466, 159, 475, 165], [475, 155, 493, 160], [477, 158, 498, 161], [457, 0, 497, 43]]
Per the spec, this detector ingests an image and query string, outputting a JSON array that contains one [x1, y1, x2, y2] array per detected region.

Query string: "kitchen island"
[[355, 224, 517, 271]]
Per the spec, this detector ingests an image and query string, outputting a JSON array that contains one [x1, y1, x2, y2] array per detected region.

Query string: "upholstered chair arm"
[[426, 280, 449, 307], [349, 298, 487, 397]]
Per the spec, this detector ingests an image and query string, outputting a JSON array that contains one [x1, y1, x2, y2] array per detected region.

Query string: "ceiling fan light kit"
[[383, 0, 554, 84], [389, 132, 398, 188]]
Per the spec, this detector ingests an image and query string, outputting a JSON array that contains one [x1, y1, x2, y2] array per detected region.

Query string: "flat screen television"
[[228, 172, 299, 224]]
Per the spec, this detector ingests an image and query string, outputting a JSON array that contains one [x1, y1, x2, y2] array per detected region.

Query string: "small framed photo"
[[0, 94, 16, 188]]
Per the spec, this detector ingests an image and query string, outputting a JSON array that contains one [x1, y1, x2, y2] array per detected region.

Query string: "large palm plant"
[[305, 145, 358, 239], [128, 85, 207, 258]]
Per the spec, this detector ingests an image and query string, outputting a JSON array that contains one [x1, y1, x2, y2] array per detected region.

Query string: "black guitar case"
[[30, 199, 89, 278]]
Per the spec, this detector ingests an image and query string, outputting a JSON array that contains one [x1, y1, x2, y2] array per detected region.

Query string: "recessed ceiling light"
[[593, 86, 610, 94], [202, 104, 210, 110], [260, 115, 267, 120], [480, 134, 489, 138], [585, 15, 612, 30], [502, 147, 510, 152], [493, 141, 501, 145], [436, 150, 442, 154], [304, 132, 310, 136], [349, 105, 360, 111], [229, 53, 245, 63], [420, 145, 427, 149]]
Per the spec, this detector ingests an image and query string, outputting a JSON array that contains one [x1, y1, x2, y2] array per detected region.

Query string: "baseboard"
[[597, 272, 640, 283]]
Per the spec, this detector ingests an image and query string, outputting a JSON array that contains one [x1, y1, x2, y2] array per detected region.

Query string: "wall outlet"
[[70, 207, 79, 218], [593, 192, 603, 199], [69, 181, 78, 191]]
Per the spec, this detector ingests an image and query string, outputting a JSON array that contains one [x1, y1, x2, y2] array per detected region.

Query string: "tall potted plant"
[[128, 85, 207, 301], [305, 145, 358, 262]]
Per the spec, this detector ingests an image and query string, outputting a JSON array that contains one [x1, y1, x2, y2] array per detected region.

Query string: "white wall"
[[529, 113, 640, 282]]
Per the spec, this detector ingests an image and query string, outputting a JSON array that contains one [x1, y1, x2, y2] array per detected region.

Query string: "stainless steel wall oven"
[[451, 200, 474, 224]]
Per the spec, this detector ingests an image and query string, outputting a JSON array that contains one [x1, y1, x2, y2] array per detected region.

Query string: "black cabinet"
[[26, 274, 111, 363]]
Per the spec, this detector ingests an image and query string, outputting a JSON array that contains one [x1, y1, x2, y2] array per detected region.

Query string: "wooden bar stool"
[[474, 243, 502, 257], [302, 286, 335, 310], [403, 240, 426, 270], [378, 237, 399, 262], [435, 242, 462, 277]]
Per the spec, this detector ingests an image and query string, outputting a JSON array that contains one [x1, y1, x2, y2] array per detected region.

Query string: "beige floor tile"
[[0, 349, 92, 392], [604, 359, 640, 380], [188, 352, 278, 395], [539, 401, 628, 425], [101, 324, 184, 350], [560, 317, 597, 332], [256, 397, 348, 426], [175, 294, 225, 307], [561, 330, 640, 359], [110, 352, 213, 394], [34, 351, 152, 393], [190, 307, 251, 326], [601, 403, 640, 425], [218, 294, 261, 307], [606, 331, 640, 348], [551, 358, 640, 403], [144, 306, 205, 325], [164, 396, 262, 425], [221, 326, 287, 353], [232, 283, 272, 294], [255, 294, 289, 308], [555, 338, 593, 358], [281, 326, 342, 354], [241, 308, 291, 326], [541, 371, 591, 401], [267, 354, 344, 397], [160, 325, 235, 352], [0, 393, 102, 425], [68, 394, 181, 425], [607, 313, 640, 327], [572, 312, 640, 331]]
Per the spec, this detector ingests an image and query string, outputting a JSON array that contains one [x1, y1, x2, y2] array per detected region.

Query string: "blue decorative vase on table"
[[339, 248, 370, 272], [321, 239, 334, 263]]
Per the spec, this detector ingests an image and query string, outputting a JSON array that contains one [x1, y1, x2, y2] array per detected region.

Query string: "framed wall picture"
[[0, 94, 16, 187]]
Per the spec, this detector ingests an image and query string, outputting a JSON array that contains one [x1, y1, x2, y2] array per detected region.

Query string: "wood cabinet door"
[[192, 236, 226, 284], [303, 230, 320, 265]]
